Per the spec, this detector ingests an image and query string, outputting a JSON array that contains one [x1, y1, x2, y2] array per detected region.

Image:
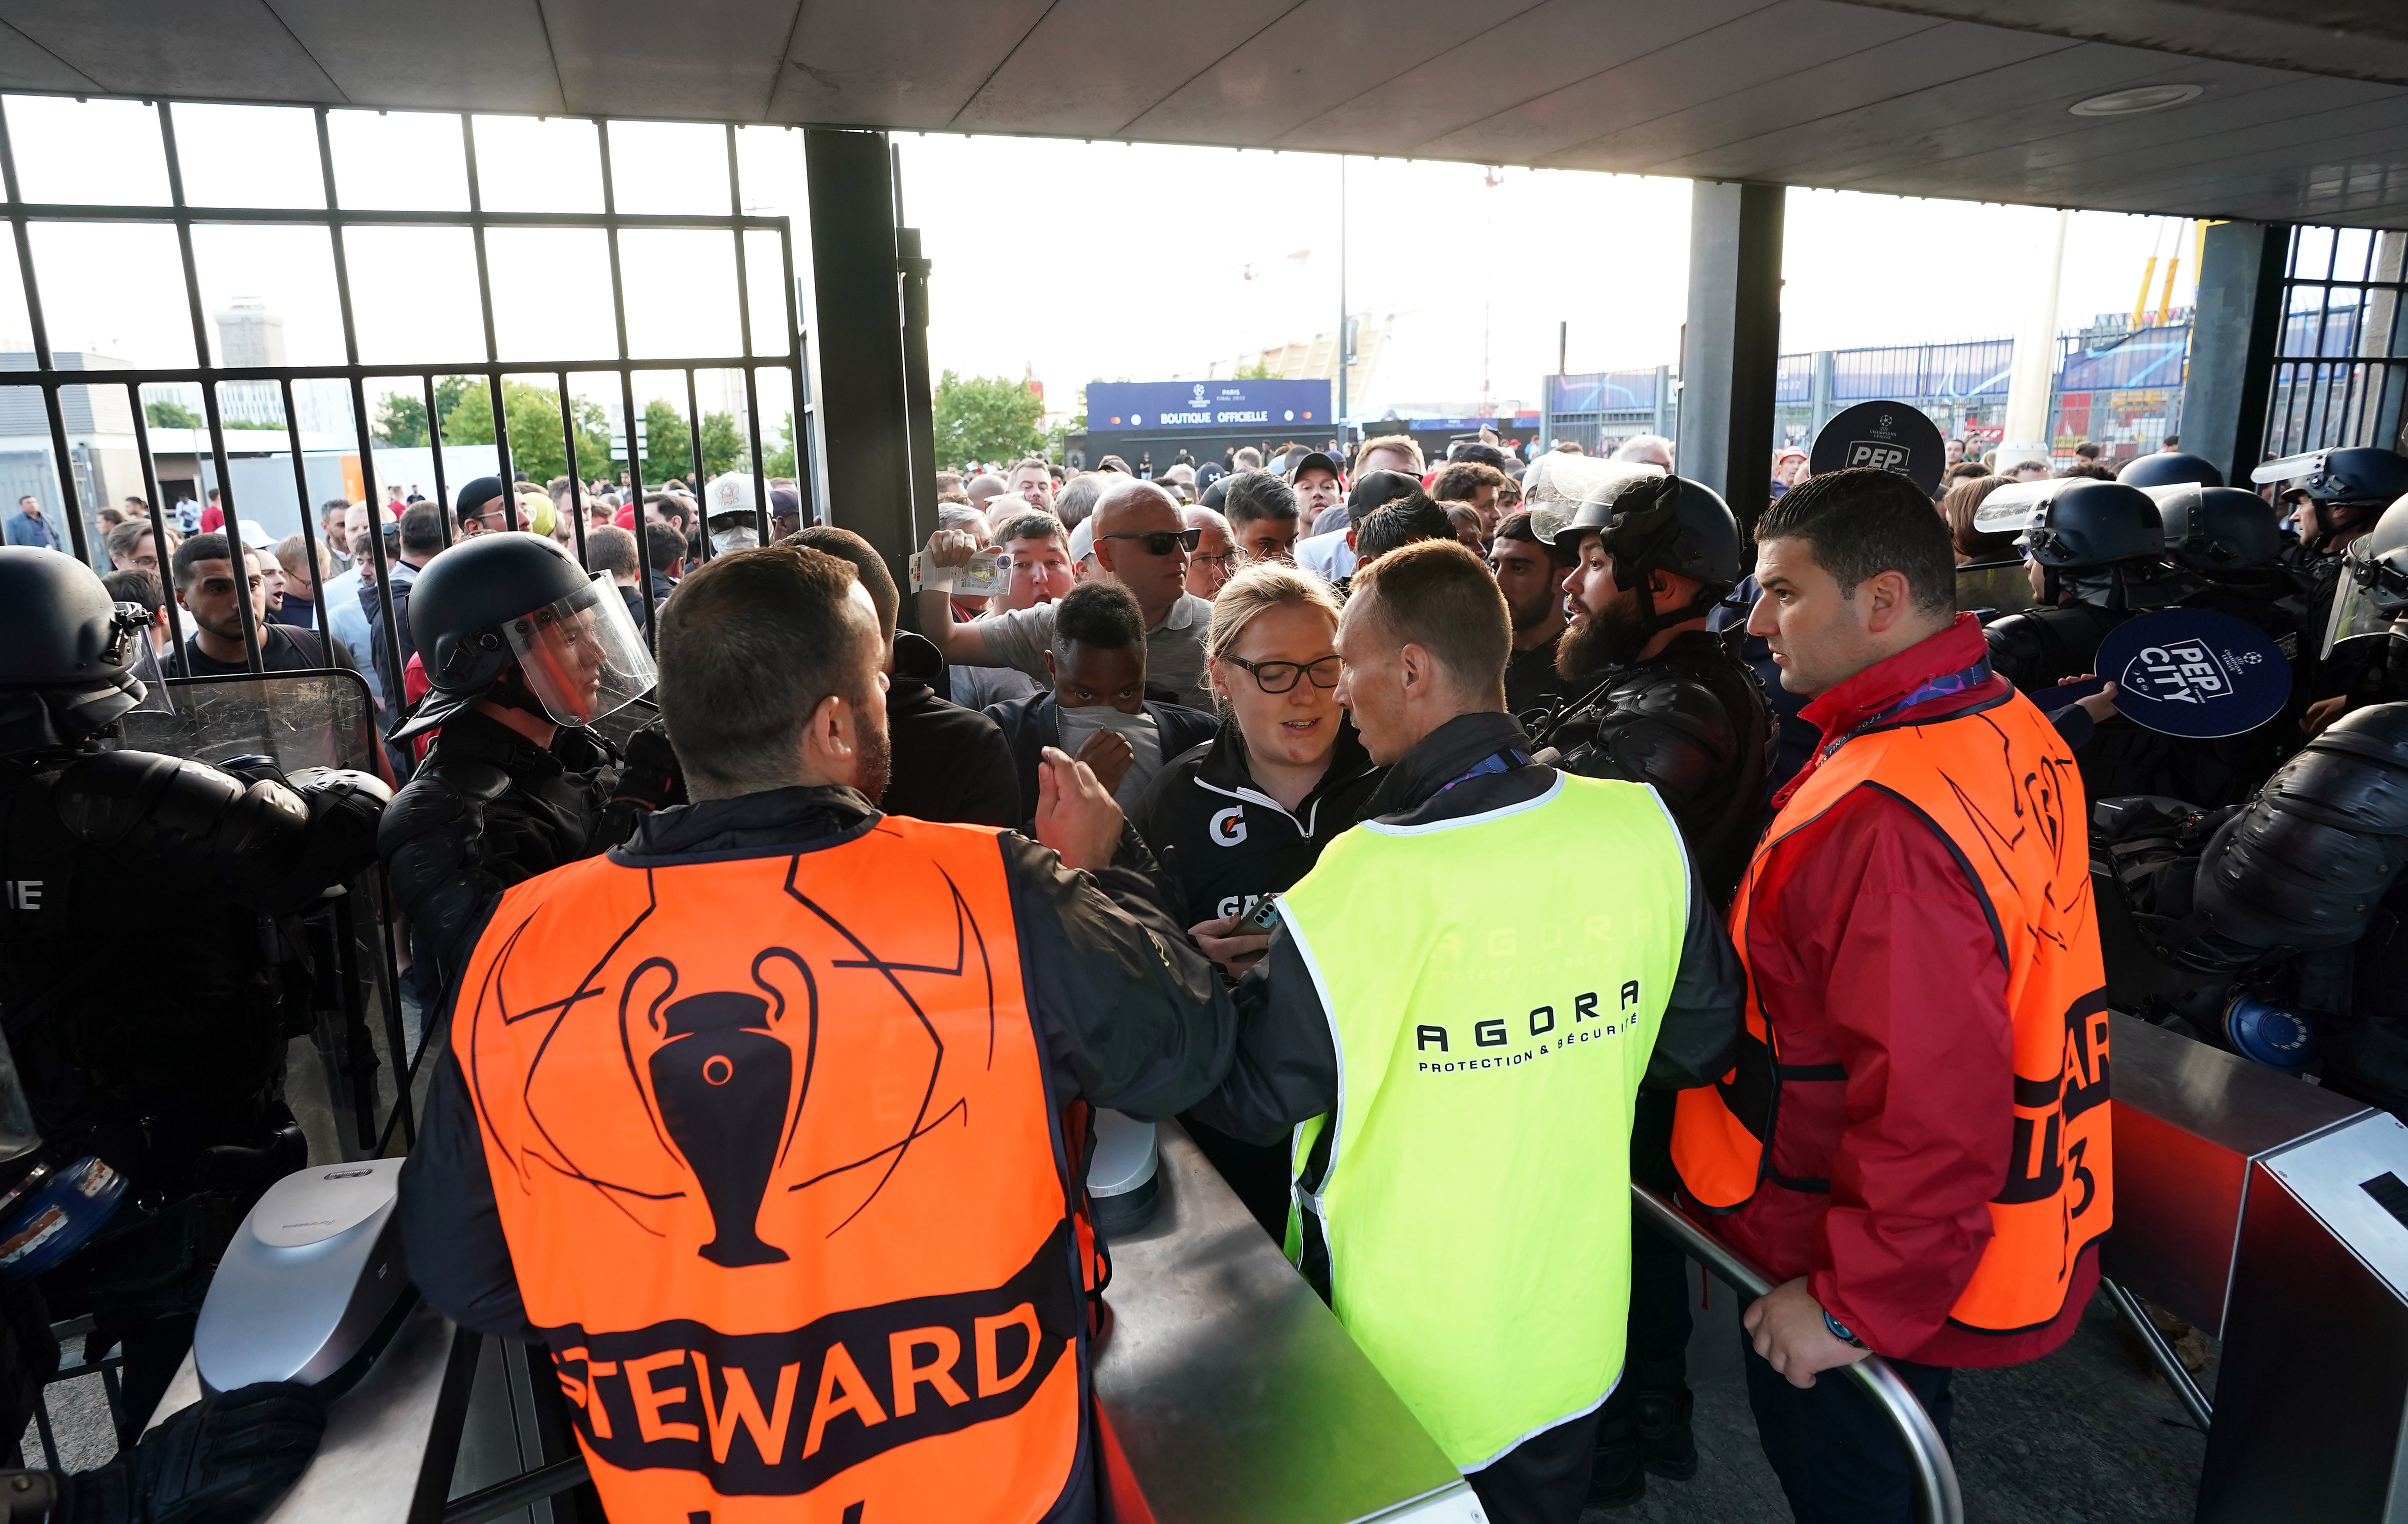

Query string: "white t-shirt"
[[1058, 705, 1165, 809], [977, 593, 1214, 711]]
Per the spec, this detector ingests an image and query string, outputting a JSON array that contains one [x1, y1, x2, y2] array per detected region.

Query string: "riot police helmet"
[[2251, 446, 2408, 506], [389, 531, 657, 742], [1533, 472, 1744, 593], [2019, 479, 2166, 569], [2118, 452, 2225, 489], [2324, 492, 2408, 654], [2148, 484, 2284, 572], [0, 546, 171, 751]]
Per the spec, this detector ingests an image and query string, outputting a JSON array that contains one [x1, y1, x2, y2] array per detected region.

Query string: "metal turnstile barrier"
[[1631, 1183, 1965, 1524]]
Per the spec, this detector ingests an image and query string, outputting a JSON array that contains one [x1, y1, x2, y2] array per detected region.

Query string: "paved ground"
[[1584, 1267, 2210, 1524]]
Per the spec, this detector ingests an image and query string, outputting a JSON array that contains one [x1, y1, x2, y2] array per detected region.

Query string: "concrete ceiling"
[[2, 0, 2405, 225]]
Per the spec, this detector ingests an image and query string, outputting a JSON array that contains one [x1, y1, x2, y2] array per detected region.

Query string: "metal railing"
[[1632, 1183, 1965, 1524]]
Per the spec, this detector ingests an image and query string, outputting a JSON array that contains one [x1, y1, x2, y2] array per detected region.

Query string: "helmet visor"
[[2324, 545, 2408, 657], [502, 575, 656, 728], [122, 631, 174, 716]]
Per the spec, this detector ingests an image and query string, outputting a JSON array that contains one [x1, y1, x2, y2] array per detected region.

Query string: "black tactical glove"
[[25, 1380, 329, 1524], [610, 719, 686, 814]]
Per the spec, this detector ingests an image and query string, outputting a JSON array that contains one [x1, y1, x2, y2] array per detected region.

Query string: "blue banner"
[[1087, 380, 1332, 432], [2097, 609, 2292, 738]]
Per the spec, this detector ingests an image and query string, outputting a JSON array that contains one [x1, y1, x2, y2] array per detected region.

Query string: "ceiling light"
[[2069, 84, 2204, 117]]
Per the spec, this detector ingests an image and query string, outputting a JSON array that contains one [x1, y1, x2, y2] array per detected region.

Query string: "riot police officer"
[[2117, 450, 2227, 490], [1983, 478, 2180, 692], [1524, 474, 1773, 1510], [1529, 472, 1774, 904], [2266, 447, 2408, 722], [379, 533, 678, 994], [0, 547, 387, 1434]]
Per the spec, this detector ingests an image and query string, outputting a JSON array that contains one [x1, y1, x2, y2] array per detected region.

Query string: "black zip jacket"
[[377, 708, 629, 993], [1188, 710, 1745, 1148], [881, 630, 1020, 828], [1129, 715, 1384, 929], [398, 784, 1237, 1344]]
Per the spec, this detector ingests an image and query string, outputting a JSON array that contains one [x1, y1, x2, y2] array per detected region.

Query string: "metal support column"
[[801, 128, 914, 583], [2182, 220, 2290, 485], [1681, 182, 1784, 531]]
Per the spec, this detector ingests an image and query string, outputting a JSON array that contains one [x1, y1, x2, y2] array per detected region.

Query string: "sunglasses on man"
[[1095, 527, 1202, 556]]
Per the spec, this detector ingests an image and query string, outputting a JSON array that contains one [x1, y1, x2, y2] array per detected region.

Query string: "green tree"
[[933, 371, 1044, 468], [698, 412, 746, 478], [440, 379, 610, 485], [145, 399, 201, 430], [375, 378, 478, 448], [1232, 357, 1277, 380], [764, 415, 797, 478], [640, 398, 692, 487]]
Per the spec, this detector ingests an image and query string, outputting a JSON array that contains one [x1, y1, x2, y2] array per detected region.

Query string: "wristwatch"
[[1823, 1309, 1868, 1350]]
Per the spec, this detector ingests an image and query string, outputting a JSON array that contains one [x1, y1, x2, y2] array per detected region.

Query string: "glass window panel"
[[472, 116, 603, 213], [619, 228, 739, 360], [486, 228, 615, 361], [343, 225, 485, 365], [5, 97, 170, 206], [25, 222, 194, 368], [2336, 228, 2376, 285], [190, 225, 347, 367], [0, 234, 34, 369], [753, 365, 798, 483], [743, 229, 790, 357], [327, 110, 470, 212], [173, 104, 325, 209], [608, 121, 729, 215], [734, 126, 804, 218], [2292, 225, 2336, 284], [691, 369, 752, 479]]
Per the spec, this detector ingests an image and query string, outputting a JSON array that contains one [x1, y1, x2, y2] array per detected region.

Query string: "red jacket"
[[1712, 615, 2095, 1367]]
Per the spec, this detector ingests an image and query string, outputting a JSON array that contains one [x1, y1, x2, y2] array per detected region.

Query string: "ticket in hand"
[[910, 548, 1007, 596]]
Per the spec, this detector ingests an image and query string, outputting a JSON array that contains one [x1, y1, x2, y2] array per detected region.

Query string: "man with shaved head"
[[1185, 505, 1236, 600], [918, 476, 1214, 708]]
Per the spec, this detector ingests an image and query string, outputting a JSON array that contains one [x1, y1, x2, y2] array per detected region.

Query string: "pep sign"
[[2096, 609, 2292, 738], [1809, 401, 1945, 497]]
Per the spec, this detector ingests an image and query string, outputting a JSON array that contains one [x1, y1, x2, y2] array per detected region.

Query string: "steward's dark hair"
[[1757, 468, 1956, 616], [1347, 538, 1510, 702], [657, 546, 878, 797]]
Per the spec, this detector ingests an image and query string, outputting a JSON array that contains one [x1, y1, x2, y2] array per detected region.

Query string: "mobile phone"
[[1245, 898, 1282, 934]]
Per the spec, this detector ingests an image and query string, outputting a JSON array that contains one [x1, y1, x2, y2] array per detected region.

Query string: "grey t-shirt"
[[979, 592, 1214, 711]]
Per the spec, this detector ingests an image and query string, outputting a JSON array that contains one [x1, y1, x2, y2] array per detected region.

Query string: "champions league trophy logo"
[[622, 952, 814, 1267]]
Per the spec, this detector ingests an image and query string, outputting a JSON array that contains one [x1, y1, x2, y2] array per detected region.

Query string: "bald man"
[[919, 478, 1213, 708]]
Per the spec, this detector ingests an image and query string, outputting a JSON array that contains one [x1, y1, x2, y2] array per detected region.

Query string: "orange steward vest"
[[450, 817, 1083, 1522], [1671, 691, 2113, 1336]]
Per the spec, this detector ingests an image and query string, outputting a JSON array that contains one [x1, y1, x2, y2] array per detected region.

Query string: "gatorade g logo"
[[547, 1223, 1077, 1496], [1846, 441, 1910, 473], [1210, 806, 1247, 846]]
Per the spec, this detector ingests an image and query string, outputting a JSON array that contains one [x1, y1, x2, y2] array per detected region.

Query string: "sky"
[[0, 94, 2204, 429]]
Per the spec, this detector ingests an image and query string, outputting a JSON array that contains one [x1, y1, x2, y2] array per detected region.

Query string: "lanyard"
[[1438, 747, 1532, 795]]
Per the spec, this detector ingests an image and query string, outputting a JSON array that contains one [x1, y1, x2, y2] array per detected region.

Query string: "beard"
[[856, 712, 894, 806], [1555, 592, 1651, 681]]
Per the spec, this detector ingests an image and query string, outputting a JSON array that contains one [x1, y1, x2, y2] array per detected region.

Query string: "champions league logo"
[[1810, 400, 1945, 495], [2095, 609, 2292, 740]]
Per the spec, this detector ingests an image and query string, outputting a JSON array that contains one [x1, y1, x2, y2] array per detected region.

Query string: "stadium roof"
[[9, 0, 2408, 225]]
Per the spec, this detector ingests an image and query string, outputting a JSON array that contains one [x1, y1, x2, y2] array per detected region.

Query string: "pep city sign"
[[1087, 380, 1332, 432]]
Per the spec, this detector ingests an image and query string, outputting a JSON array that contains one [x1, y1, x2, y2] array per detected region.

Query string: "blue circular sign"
[[2095, 608, 2292, 738], [1809, 401, 1945, 496]]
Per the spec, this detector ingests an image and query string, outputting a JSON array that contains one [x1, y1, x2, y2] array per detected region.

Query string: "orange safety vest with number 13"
[[1671, 693, 2113, 1336]]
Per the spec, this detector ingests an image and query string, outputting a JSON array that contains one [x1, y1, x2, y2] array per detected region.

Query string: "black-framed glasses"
[[1222, 653, 1342, 693], [1098, 527, 1203, 555]]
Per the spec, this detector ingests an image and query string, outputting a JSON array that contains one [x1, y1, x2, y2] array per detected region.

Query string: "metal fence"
[[2262, 225, 2408, 456]]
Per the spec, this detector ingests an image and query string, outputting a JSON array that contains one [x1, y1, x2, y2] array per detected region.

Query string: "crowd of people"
[[15, 408, 2408, 1524]]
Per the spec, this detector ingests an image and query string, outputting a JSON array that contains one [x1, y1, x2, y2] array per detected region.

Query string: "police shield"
[[1809, 401, 1945, 497], [2095, 609, 2291, 738]]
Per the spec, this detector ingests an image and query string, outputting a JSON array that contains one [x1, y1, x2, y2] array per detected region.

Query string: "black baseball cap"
[[455, 475, 506, 519], [1288, 450, 1343, 483], [1347, 469, 1422, 527]]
